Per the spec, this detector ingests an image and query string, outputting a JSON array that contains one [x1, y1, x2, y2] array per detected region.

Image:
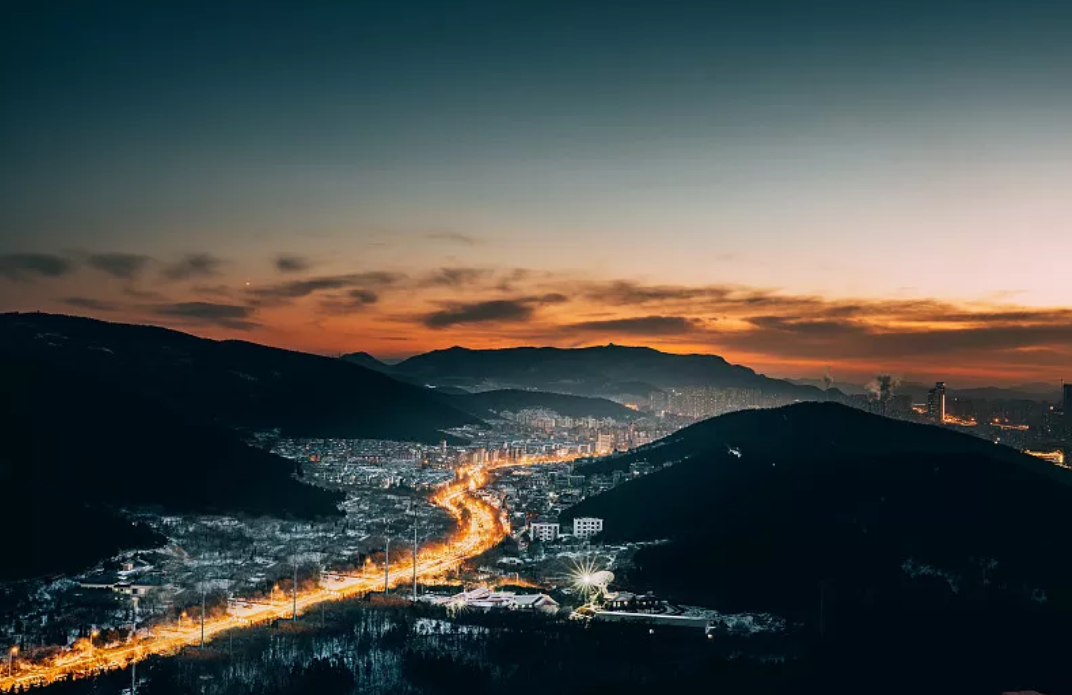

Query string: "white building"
[[573, 517, 604, 539], [530, 521, 560, 542], [433, 587, 559, 613], [596, 433, 615, 454]]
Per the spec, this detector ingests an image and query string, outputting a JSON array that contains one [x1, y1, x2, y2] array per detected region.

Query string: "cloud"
[[424, 300, 536, 328], [61, 297, 118, 311], [708, 309, 1072, 369], [747, 316, 853, 335], [495, 268, 535, 292], [583, 281, 726, 305], [0, 253, 74, 281], [317, 288, 381, 314], [274, 254, 313, 273], [347, 289, 379, 304], [399, 273, 1072, 379], [251, 272, 404, 302], [418, 267, 494, 288], [422, 294, 566, 328], [161, 253, 225, 281], [87, 253, 152, 280], [426, 232, 480, 246], [152, 302, 258, 330], [565, 315, 705, 335]]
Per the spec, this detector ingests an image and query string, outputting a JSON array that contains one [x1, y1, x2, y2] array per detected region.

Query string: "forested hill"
[[567, 403, 1072, 619], [0, 312, 479, 442]]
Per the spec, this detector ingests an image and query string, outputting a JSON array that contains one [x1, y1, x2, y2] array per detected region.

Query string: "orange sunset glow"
[[3, 1, 1072, 386], [6, 263, 1069, 385]]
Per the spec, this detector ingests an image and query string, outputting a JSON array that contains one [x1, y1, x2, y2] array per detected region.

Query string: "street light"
[[89, 629, 100, 659], [8, 646, 17, 678]]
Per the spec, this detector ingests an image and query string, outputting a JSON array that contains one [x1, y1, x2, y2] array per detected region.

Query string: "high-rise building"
[[927, 382, 947, 423], [1064, 383, 1072, 415], [596, 432, 615, 454]]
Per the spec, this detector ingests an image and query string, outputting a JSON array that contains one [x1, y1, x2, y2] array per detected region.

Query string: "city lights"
[[0, 462, 512, 692]]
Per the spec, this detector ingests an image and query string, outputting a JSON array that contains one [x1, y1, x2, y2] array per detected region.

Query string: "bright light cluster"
[[1, 461, 522, 691]]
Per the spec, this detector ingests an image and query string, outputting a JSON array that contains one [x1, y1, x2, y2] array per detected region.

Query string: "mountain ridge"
[[384, 343, 825, 400], [0, 312, 479, 443]]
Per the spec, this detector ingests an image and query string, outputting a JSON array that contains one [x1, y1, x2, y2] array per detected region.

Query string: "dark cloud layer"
[[87, 253, 151, 280], [418, 267, 494, 288], [161, 253, 224, 281], [317, 288, 381, 315], [412, 276, 1072, 376], [0, 253, 74, 281], [566, 315, 704, 335], [583, 280, 728, 305], [424, 300, 534, 328], [423, 294, 567, 328], [18, 257, 1070, 380], [347, 289, 379, 304], [274, 254, 312, 273], [152, 302, 257, 330], [251, 272, 404, 302]]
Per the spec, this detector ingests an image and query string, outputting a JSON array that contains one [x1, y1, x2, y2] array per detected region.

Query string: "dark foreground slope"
[[392, 344, 830, 399], [0, 313, 478, 443], [0, 356, 345, 580], [569, 403, 1072, 617], [0, 313, 490, 580]]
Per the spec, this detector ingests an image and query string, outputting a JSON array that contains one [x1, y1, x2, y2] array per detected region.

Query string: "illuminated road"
[[1, 464, 508, 691]]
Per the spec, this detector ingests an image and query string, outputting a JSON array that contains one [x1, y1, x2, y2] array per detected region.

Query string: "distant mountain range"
[[568, 402, 1072, 620], [339, 351, 643, 419], [0, 313, 478, 579], [346, 345, 834, 401], [351, 344, 1063, 404]]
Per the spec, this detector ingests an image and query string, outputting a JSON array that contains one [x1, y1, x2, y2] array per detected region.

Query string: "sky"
[[2, 0, 1072, 385]]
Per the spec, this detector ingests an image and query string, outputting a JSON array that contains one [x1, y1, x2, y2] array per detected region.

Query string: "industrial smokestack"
[[865, 374, 901, 416]]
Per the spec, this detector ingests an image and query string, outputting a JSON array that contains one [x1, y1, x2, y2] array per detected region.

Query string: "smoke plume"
[[865, 374, 902, 402]]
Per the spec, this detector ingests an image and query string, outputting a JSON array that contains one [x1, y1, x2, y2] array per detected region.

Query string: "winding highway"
[[1, 464, 507, 692]]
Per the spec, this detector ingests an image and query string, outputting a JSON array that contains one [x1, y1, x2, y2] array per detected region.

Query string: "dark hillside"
[[567, 403, 1072, 617], [0, 348, 345, 580], [0, 313, 478, 443]]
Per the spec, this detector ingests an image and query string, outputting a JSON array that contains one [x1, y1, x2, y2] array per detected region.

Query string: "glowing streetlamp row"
[[1, 464, 509, 692]]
